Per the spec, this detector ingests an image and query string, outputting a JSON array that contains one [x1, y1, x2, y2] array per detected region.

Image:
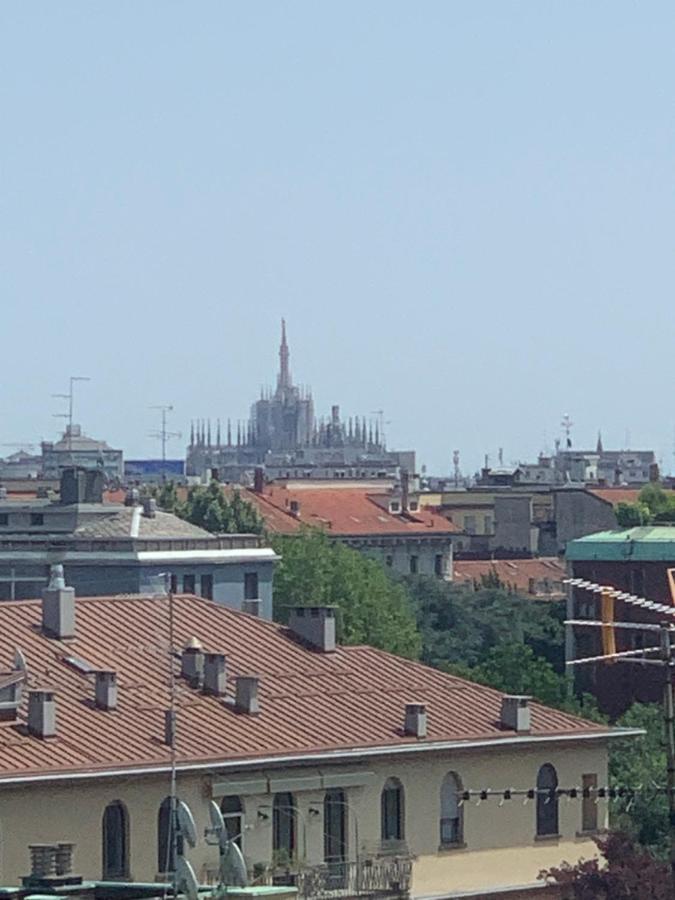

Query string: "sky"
[[1, 2, 674, 476]]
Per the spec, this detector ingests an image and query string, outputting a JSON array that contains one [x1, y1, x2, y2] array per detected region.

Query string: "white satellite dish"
[[176, 856, 200, 900], [220, 840, 248, 887], [205, 800, 225, 846], [177, 800, 198, 848]]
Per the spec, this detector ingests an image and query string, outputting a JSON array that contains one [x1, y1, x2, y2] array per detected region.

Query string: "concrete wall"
[[492, 496, 534, 554], [344, 538, 453, 579], [0, 741, 608, 897], [554, 490, 617, 554]]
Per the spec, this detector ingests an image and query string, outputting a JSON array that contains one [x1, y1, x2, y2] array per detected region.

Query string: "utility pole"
[[150, 406, 181, 478], [660, 623, 675, 884]]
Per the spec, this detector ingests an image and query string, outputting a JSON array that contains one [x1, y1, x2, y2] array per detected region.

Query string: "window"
[[200, 574, 213, 600], [273, 793, 296, 860], [244, 572, 259, 600], [484, 515, 493, 534], [102, 801, 129, 878], [221, 795, 243, 849], [0, 514, 8, 526], [182, 574, 196, 594], [324, 789, 347, 884], [581, 774, 598, 833], [30, 513, 44, 526], [381, 777, 404, 842], [409, 501, 419, 512], [434, 554, 444, 577], [157, 797, 183, 874], [440, 772, 463, 846], [536, 764, 559, 837], [389, 501, 400, 513], [409, 556, 418, 575], [463, 515, 476, 535], [169, 574, 178, 594]]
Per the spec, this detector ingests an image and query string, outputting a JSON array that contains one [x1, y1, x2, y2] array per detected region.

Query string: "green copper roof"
[[567, 526, 675, 561]]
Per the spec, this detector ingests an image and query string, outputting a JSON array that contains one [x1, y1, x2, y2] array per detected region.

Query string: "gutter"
[[0, 727, 643, 788]]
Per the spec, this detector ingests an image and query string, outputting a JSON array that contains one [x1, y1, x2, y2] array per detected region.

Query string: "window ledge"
[[534, 833, 562, 843], [437, 842, 467, 853]]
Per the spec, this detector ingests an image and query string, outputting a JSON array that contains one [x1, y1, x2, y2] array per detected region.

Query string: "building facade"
[[41, 424, 123, 481]]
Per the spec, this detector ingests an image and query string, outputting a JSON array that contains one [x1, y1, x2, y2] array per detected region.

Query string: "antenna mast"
[[150, 406, 181, 476], [52, 376, 91, 457], [561, 412, 574, 449]]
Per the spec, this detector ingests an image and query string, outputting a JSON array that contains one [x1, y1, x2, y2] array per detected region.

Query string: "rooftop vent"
[[42, 565, 75, 639], [94, 671, 117, 711], [500, 695, 531, 733], [27, 842, 77, 883], [235, 675, 260, 715], [28, 689, 56, 739], [203, 652, 227, 696], [181, 637, 204, 687], [242, 598, 261, 617], [404, 703, 427, 738], [142, 497, 157, 518], [288, 606, 336, 653]]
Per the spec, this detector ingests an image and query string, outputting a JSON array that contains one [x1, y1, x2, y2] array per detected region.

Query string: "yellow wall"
[[0, 740, 608, 897]]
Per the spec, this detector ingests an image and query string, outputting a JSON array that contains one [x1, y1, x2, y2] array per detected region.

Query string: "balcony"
[[296, 857, 412, 900]]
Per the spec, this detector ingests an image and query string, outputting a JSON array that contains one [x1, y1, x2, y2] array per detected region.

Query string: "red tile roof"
[[238, 486, 458, 537], [0, 594, 609, 782], [590, 488, 641, 506], [453, 558, 566, 597]]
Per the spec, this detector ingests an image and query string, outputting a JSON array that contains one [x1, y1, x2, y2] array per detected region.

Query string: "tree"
[[271, 529, 421, 659], [616, 501, 650, 527], [155, 480, 265, 535], [541, 832, 672, 899], [615, 484, 675, 527], [609, 703, 669, 857]]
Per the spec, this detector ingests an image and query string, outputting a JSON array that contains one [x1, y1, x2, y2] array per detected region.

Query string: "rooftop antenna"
[[370, 410, 391, 449], [498, 447, 504, 467], [150, 406, 181, 477], [561, 413, 573, 449], [52, 376, 91, 458]]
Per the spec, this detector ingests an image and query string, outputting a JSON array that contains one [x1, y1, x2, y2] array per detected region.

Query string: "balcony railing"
[[297, 857, 412, 900]]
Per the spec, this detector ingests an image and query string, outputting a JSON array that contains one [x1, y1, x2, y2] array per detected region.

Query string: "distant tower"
[[277, 318, 292, 395], [453, 450, 460, 487], [561, 413, 574, 449], [596, 430, 603, 455]]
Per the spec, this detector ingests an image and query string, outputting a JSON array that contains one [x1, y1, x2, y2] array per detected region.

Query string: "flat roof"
[[567, 526, 675, 561]]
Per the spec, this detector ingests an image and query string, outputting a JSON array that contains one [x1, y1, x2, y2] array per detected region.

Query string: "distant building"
[[124, 458, 185, 483], [41, 424, 123, 481], [0, 467, 276, 616], [186, 321, 413, 483], [0, 450, 41, 480], [452, 557, 566, 599]]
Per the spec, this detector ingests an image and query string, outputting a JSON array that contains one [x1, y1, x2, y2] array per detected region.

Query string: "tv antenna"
[[52, 376, 91, 452], [150, 406, 181, 473], [561, 413, 574, 449]]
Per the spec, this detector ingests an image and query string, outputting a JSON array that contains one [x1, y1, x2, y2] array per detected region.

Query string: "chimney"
[[28, 690, 56, 738], [181, 637, 204, 687], [60, 468, 86, 505], [28, 843, 75, 881], [142, 497, 157, 518], [235, 676, 260, 714], [400, 469, 410, 514], [253, 466, 265, 494], [124, 487, 140, 507], [84, 469, 104, 504], [288, 606, 336, 652], [94, 671, 117, 711], [242, 598, 261, 617], [203, 652, 227, 696], [500, 695, 531, 733], [404, 703, 427, 738], [289, 499, 301, 517], [42, 565, 75, 639], [164, 709, 176, 747]]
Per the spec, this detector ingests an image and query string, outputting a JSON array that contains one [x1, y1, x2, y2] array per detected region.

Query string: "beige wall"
[[0, 739, 608, 897]]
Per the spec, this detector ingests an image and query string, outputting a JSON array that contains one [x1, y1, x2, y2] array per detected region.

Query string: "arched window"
[[381, 777, 404, 843], [221, 795, 243, 849], [536, 764, 559, 837], [157, 797, 183, 874], [273, 793, 296, 861], [440, 772, 463, 846], [102, 801, 129, 878]]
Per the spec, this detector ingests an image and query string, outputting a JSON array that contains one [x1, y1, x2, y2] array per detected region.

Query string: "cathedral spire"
[[596, 430, 604, 454], [277, 318, 292, 394]]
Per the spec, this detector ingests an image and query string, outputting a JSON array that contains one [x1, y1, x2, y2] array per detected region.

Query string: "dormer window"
[[389, 501, 400, 513]]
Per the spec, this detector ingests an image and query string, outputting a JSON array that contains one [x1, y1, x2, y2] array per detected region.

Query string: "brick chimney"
[[28, 690, 56, 738], [42, 565, 75, 639], [288, 606, 336, 652]]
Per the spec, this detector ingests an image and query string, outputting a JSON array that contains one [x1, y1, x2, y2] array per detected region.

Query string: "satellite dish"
[[204, 800, 225, 846], [177, 800, 198, 848], [219, 840, 248, 887], [176, 856, 199, 900]]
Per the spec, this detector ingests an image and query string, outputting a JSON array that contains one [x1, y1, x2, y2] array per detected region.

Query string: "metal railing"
[[297, 857, 412, 900]]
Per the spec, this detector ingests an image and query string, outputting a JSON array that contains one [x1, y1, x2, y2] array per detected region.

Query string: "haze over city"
[[2, 2, 674, 472]]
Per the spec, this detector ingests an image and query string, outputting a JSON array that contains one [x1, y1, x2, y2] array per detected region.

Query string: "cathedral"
[[186, 321, 413, 482]]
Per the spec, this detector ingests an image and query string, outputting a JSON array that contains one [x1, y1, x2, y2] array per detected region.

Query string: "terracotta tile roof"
[[590, 488, 642, 506], [0, 594, 608, 781], [237, 486, 458, 537], [453, 558, 566, 597]]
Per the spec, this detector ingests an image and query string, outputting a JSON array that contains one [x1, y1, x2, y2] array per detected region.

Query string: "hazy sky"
[[2, 2, 674, 475]]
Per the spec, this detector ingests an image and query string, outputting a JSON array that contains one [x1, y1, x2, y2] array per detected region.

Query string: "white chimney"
[[42, 565, 75, 639], [142, 497, 157, 518], [95, 671, 117, 711], [203, 652, 227, 696], [28, 689, 56, 738], [181, 637, 204, 687], [404, 702, 427, 738], [242, 598, 261, 617], [500, 695, 531, 733], [288, 606, 336, 653], [235, 676, 260, 714]]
